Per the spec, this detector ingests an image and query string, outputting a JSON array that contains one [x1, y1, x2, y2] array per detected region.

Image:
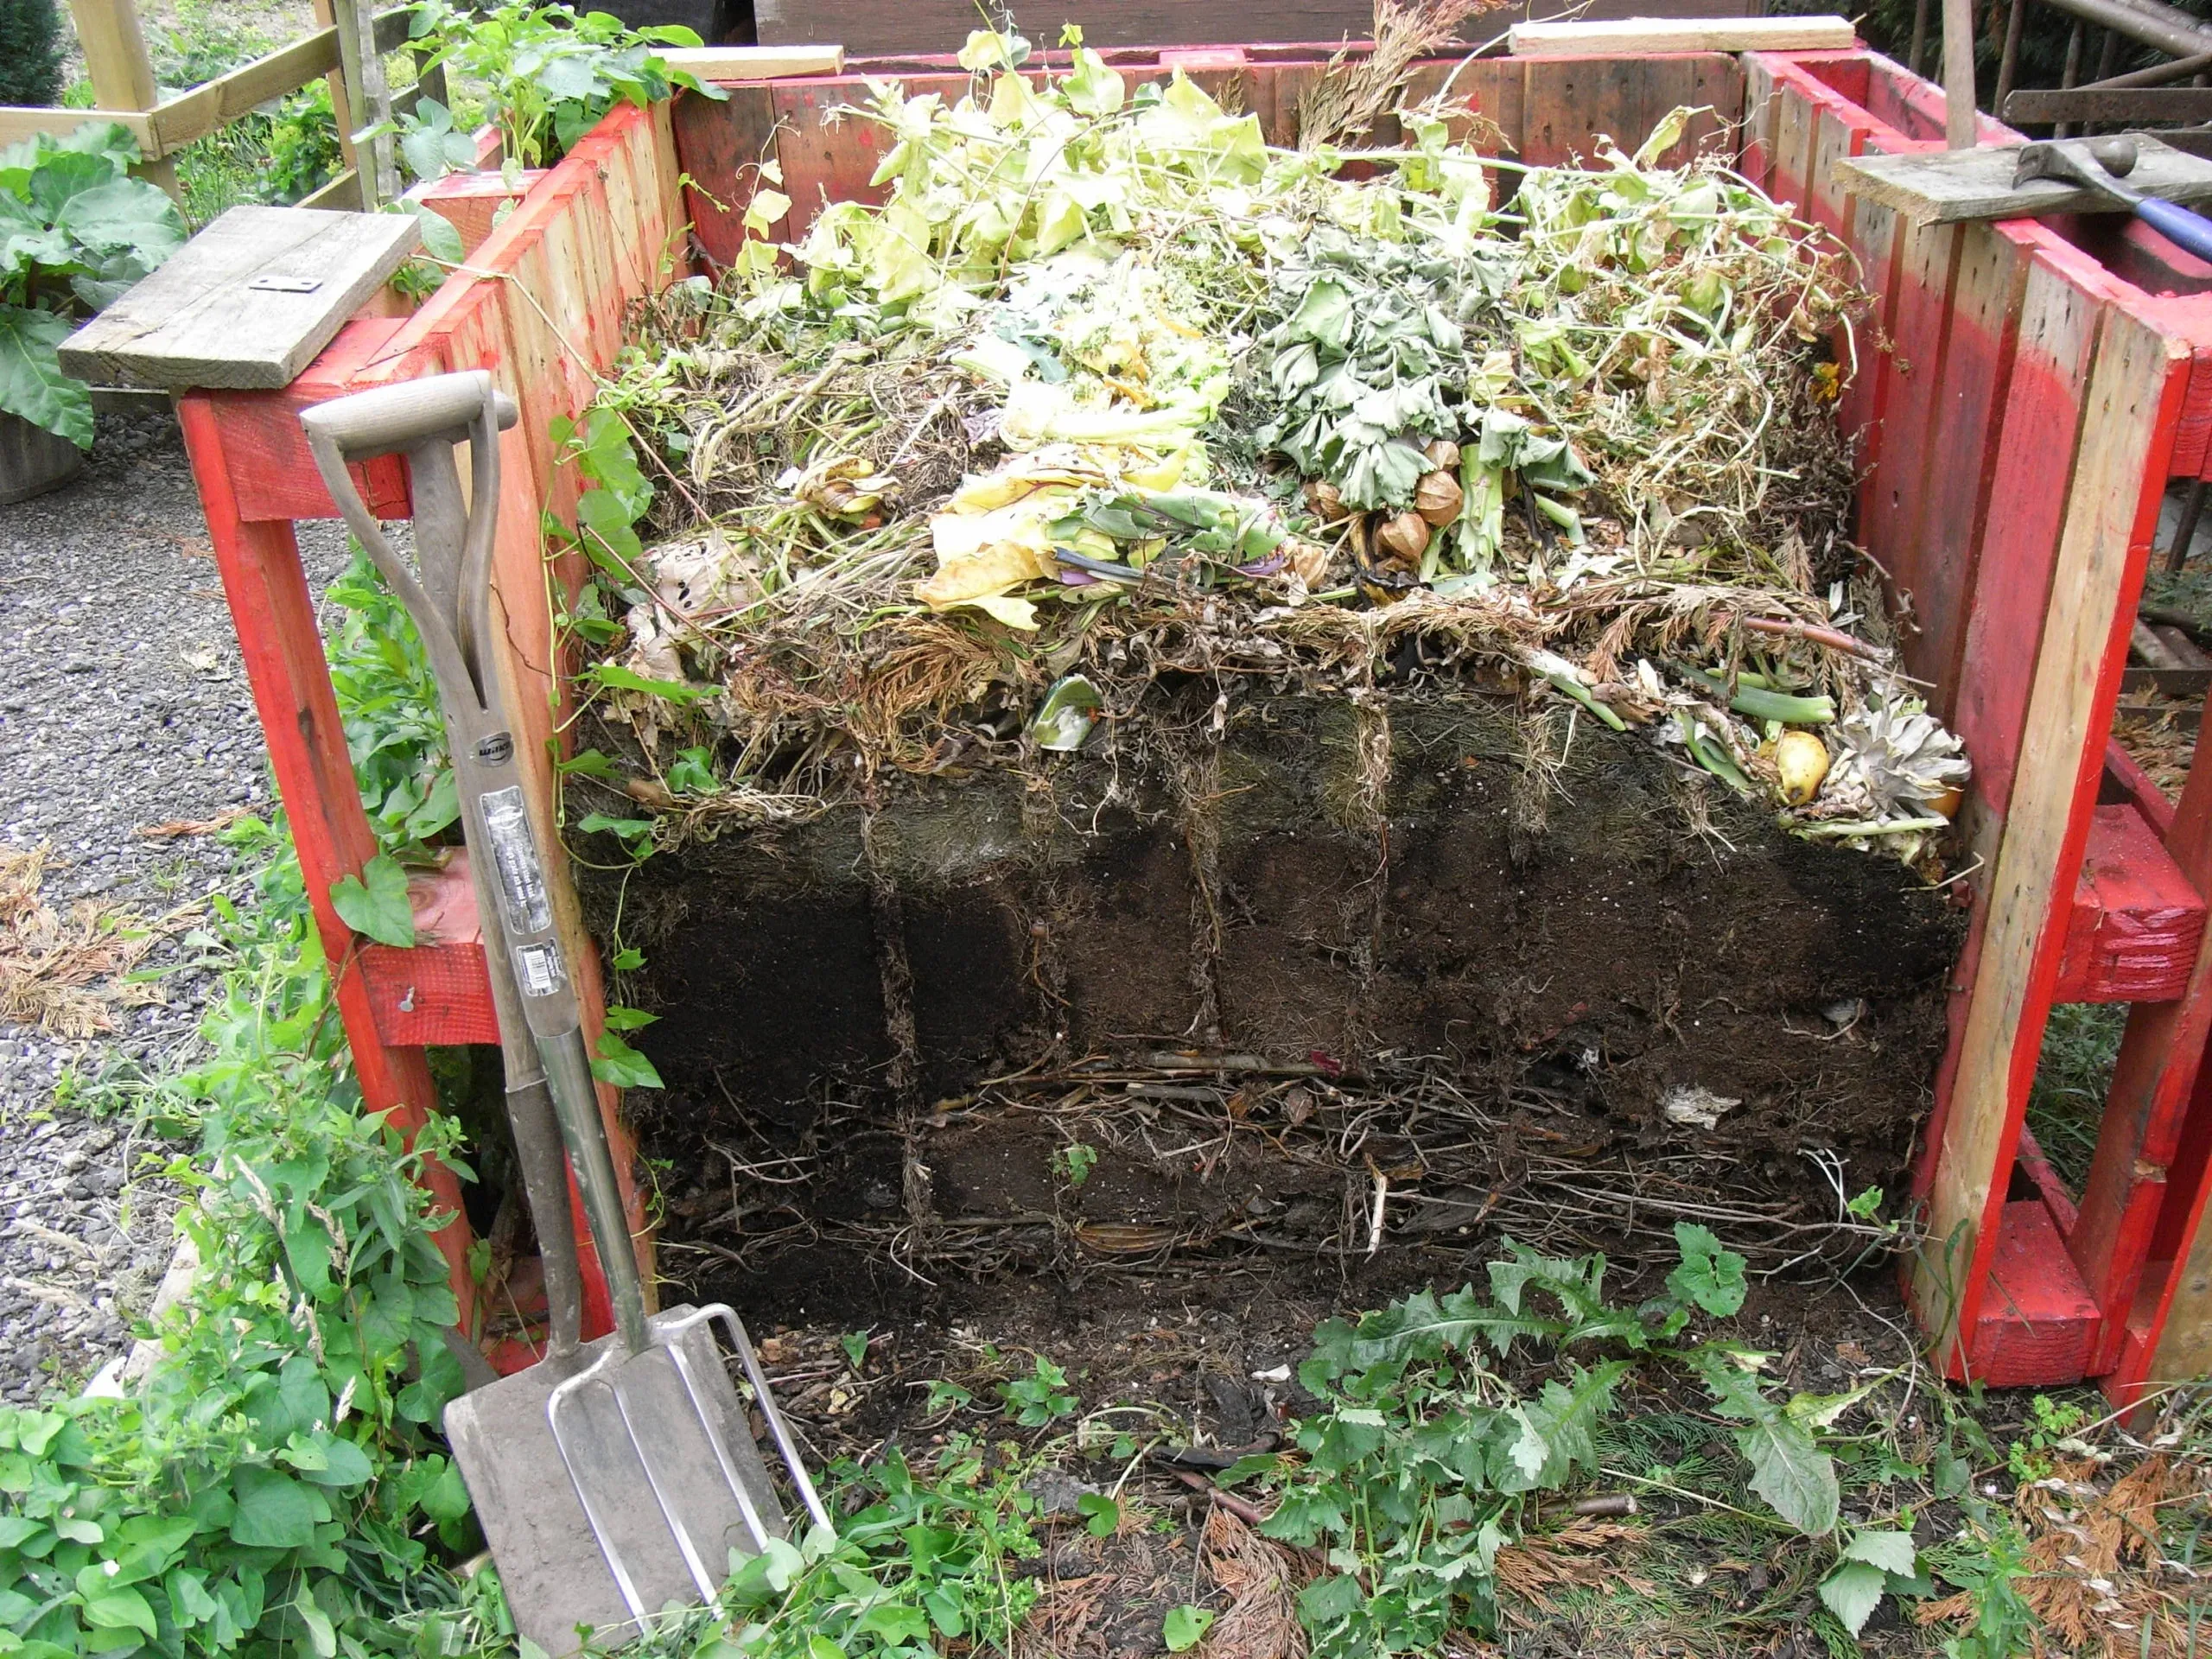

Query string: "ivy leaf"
[[330, 855, 416, 948], [1163, 1605, 1214, 1653], [591, 1031, 663, 1090], [228, 1466, 325, 1548], [1816, 1559, 1888, 1635], [1666, 1222, 1748, 1317]]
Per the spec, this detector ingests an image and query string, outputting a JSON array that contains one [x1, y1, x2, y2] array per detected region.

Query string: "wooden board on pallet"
[[1507, 14, 1853, 55], [61, 207, 418, 391], [1837, 134, 2212, 225]]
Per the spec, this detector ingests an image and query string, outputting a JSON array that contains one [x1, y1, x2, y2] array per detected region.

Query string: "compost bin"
[[146, 28, 2212, 1403]]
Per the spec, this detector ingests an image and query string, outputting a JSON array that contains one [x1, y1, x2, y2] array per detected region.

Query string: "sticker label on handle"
[[514, 941, 565, 999], [481, 785, 554, 938]]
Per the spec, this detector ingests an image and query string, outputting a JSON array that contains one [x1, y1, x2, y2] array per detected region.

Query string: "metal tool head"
[[2012, 133, 2142, 195], [446, 1304, 828, 1655]]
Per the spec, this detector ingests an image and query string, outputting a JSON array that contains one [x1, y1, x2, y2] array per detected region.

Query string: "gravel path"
[[0, 410, 346, 1403]]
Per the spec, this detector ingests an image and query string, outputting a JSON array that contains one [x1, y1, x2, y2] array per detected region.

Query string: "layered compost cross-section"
[[543, 38, 1971, 1323]]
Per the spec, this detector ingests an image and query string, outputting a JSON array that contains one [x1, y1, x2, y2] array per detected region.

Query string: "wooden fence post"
[[66, 0, 176, 196], [310, 0, 362, 188]]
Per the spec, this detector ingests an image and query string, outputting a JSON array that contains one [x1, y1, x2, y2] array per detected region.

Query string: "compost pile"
[[569, 30, 1969, 862]]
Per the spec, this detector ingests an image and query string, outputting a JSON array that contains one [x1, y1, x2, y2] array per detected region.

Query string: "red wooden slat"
[[2016, 1125, 2082, 1236], [1967, 1201, 2101, 1385], [214, 318, 420, 524], [410, 171, 540, 257], [177, 392, 478, 1332], [2106, 736, 2179, 836], [1945, 294, 2196, 1376], [671, 83, 781, 270], [358, 854, 501, 1046], [1947, 251, 2103, 820], [2053, 804, 2208, 1003], [1516, 54, 1737, 171]]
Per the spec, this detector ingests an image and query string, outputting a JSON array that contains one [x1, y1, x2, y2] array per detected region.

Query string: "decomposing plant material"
[[1921, 1452, 2212, 1658], [563, 29, 1964, 872], [0, 843, 168, 1038], [1296, 0, 1503, 151], [662, 1054, 1910, 1293]]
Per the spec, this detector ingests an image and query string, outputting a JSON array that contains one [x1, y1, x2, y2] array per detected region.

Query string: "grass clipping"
[[563, 30, 1966, 869], [0, 844, 166, 1039]]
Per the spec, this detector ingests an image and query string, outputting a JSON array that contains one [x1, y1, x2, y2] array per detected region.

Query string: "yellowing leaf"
[[918, 538, 1057, 610], [870, 200, 935, 302], [972, 594, 1039, 628], [1033, 190, 1088, 256], [1634, 105, 1692, 168], [742, 188, 791, 234]]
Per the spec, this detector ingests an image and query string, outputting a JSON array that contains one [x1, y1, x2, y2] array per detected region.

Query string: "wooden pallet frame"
[[1745, 48, 2212, 1395], [175, 41, 2212, 1386]]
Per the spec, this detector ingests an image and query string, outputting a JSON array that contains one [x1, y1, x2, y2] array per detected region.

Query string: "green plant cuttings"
[[0, 123, 185, 448], [560, 30, 1969, 874]]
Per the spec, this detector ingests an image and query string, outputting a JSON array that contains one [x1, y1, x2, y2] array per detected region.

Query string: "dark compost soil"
[[571, 685, 1966, 1354]]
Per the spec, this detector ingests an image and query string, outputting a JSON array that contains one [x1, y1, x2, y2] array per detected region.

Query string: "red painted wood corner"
[[1966, 1200, 2101, 1385], [2055, 803, 2208, 1003]]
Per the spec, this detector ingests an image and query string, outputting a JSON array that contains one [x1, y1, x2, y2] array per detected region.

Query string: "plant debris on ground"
[[0, 845, 177, 1039], [558, 19, 1968, 874]]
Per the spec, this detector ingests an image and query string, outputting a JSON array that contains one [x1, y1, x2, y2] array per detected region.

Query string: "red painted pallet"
[[1748, 48, 2212, 1395], [172, 39, 2212, 1389]]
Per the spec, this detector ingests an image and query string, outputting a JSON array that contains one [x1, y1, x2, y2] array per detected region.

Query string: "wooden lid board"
[[59, 205, 420, 392], [1835, 134, 2212, 225]]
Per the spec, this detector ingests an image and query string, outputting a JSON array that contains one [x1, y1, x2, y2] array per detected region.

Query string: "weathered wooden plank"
[[1738, 52, 1782, 190], [148, 29, 341, 156], [0, 106, 156, 149], [1908, 224, 2033, 715], [660, 43, 843, 79], [2004, 86, 2212, 124], [1516, 54, 1738, 168], [1909, 298, 2192, 1371], [754, 0, 1752, 54], [1946, 248, 2102, 819], [60, 206, 418, 391], [1838, 134, 2212, 225], [1766, 67, 1818, 214], [1859, 217, 1965, 681], [1508, 14, 1853, 55], [1806, 105, 1862, 238], [671, 83, 781, 269]]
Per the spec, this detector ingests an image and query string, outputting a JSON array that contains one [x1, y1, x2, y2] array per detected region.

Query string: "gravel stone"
[[0, 409, 350, 1397]]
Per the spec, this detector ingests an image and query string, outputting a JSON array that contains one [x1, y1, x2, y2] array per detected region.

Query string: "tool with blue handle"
[[2013, 134, 2212, 263]]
